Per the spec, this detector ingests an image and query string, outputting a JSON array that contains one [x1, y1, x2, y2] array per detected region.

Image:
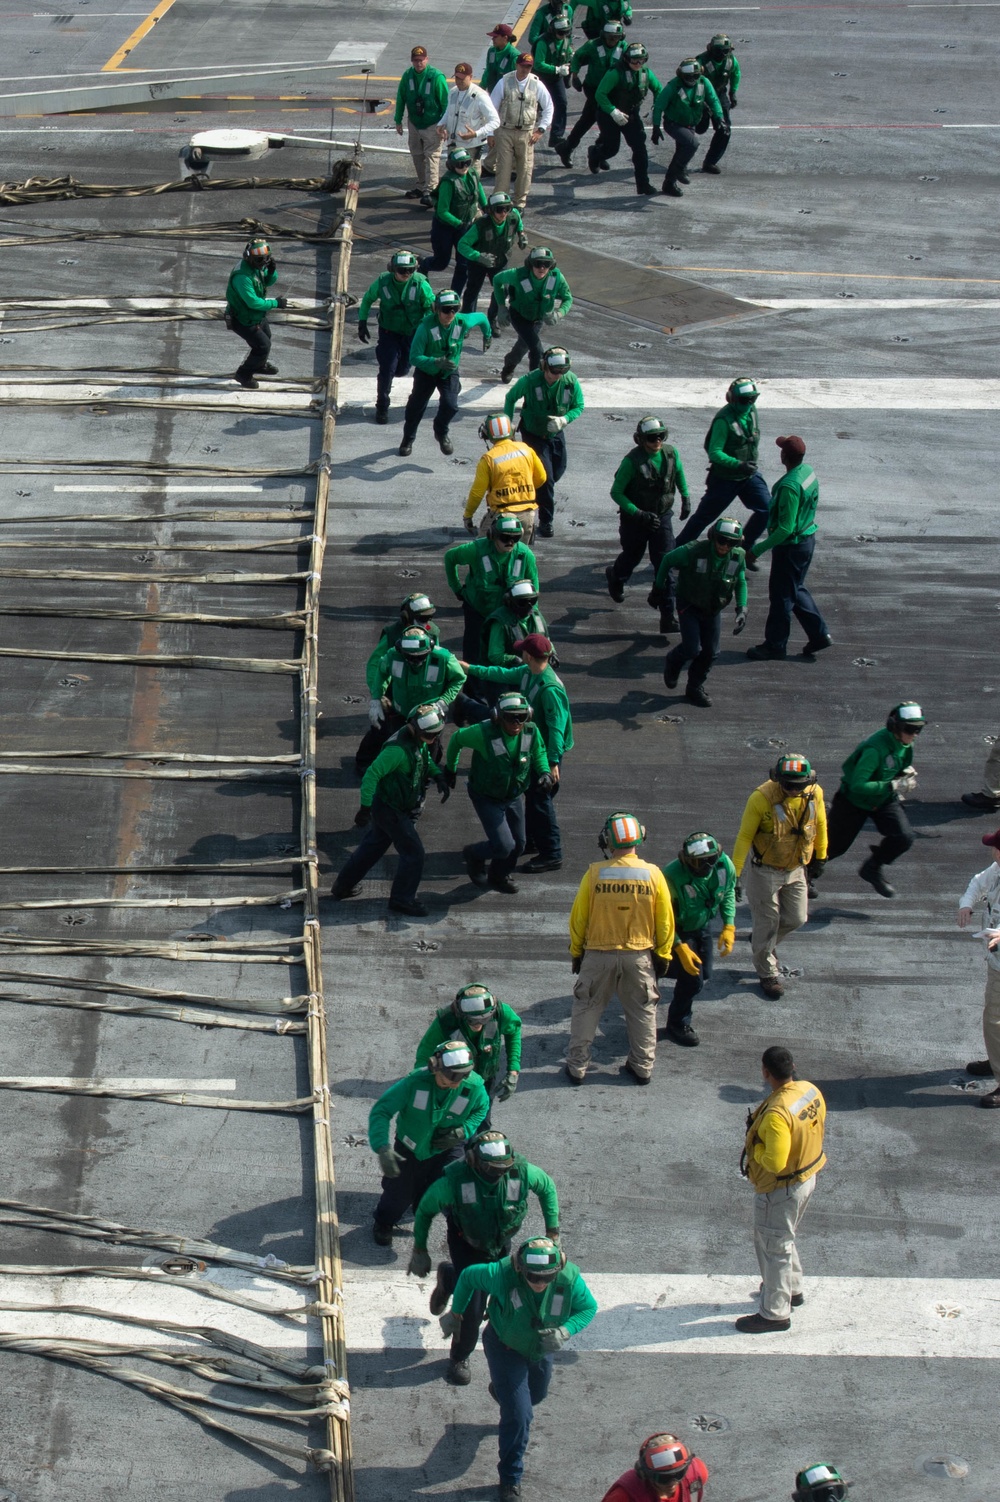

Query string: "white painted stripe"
[[0, 383, 313, 409], [336, 376, 1000, 411], [0, 298, 324, 310], [755, 298, 1000, 310], [0, 1270, 311, 1347], [0, 1077, 237, 1090], [53, 484, 264, 493], [343, 1272, 1000, 1358], [326, 39, 385, 63]]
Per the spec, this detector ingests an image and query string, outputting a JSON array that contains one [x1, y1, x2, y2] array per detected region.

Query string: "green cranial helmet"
[[398, 626, 432, 660], [527, 245, 556, 268], [542, 346, 571, 372], [676, 57, 703, 82], [625, 41, 648, 63], [400, 591, 436, 624], [488, 191, 513, 212], [681, 831, 723, 874], [389, 249, 418, 274], [708, 32, 733, 57], [453, 983, 498, 1022], [491, 512, 524, 540], [550, 14, 571, 32], [727, 375, 760, 406], [467, 1129, 516, 1181], [602, 19, 625, 40], [793, 1466, 852, 1502], [635, 414, 668, 444], [506, 579, 539, 611], [430, 1037, 475, 1078], [772, 754, 814, 792], [494, 690, 531, 725], [599, 812, 645, 853], [407, 701, 446, 739], [243, 236, 271, 264], [887, 701, 926, 734], [435, 288, 462, 312], [515, 1236, 564, 1282], [710, 515, 744, 545], [448, 147, 473, 169]]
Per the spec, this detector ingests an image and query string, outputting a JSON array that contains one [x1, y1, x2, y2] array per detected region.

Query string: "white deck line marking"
[[343, 1272, 1000, 1358], [0, 297, 323, 310], [753, 298, 1000, 310], [326, 39, 385, 62], [0, 383, 312, 409], [0, 1077, 237, 1090], [0, 1270, 312, 1346], [53, 484, 264, 493], [336, 376, 1000, 411]]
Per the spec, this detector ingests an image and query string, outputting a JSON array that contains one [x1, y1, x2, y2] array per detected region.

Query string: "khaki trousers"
[[983, 964, 1000, 1075], [494, 127, 535, 210], [478, 505, 538, 545], [744, 861, 808, 980], [983, 736, 1000, 798], [567, 949, 658, 1080], [753, 1173, 816, 1320], [408, 120, 443, 191]]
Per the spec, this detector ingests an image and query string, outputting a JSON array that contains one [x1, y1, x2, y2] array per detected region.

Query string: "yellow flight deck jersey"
[[569, 848, 675, 958], [744, 1077, 827, 1194], [732, 779, 828, 875], [464, 438, 549, 521]]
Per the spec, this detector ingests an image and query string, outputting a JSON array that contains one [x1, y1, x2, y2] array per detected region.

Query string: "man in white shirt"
[[490, 53, 555, 210], [437, 62, 501, 167], [957, 827, 1000, 1108]]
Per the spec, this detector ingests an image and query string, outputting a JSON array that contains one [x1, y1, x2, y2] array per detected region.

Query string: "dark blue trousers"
[[420, 217, 471, 293], [525, 772, 561, 862], [664, 925, 713, 1031], [402, 369, 461, 444], [519, 423, 565, 528], [333, 795, 425, 903], [763, 535, 828, 652], [675, 469, 771, 549], [375, 327, 414, 409], [664, 605, 721, 689], [468, 787, 526, 878], [482, 1322, 554, 1485]]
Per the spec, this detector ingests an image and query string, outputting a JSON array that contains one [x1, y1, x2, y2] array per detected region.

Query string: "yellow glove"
[[717, 924, 736, 956], [674, 942, 702, 977]]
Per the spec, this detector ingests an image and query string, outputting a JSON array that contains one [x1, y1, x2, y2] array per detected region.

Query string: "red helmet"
[[636, 1435, 693, 1488]]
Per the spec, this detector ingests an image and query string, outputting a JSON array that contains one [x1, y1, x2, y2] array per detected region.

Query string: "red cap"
[[411, 45, 428, 58], [513, 633, 552, 658], [454, 61, 473, 75], [489, 22, 515, 37], [517, 51, 534, 64], [982, 829, 1000, 850], [776, 435, 806, 461]]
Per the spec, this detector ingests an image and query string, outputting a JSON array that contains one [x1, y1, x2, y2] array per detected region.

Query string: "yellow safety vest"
[[484, 440, 542, 512], [743, 1078, 827, 1194], [580, 857, 667, 952], [751, 779, 819, 870]]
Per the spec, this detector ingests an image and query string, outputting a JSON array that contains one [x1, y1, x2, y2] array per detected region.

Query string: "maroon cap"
[[454, 61, 473, 75], [489, 22, 515, 37], [517, 51, 534, 64], [776, 435, 806, 461], [411, 45, 428, 58], [513, 633, 552, 658], [982, 829, 1000, 850]]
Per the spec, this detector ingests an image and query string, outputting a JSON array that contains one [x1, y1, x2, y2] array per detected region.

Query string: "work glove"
[[477, 253, 497, 270], [438, 359, 459, 375], [275, 296, 289, 309], [735, 880, 743, 903], [733, 609, 748, 636], [538, 1326, 569, 1353], [517, 232, 528, 250], [611, 108, 629, 127], [652, 953, 668, 979], [431, 1125, 467, 1152], [439, 1310, 462, 1339], [623, 12, 632, 22], [377, 1145, 403, 1178], [651, 124, 663, 145], [891, 768, 918, 795], [734, 460, 757, 479], [464, 517, 477, 535], [442, 767, 457, 790], [546, 1227, 561, 1242], [715, 120, 731, 137], [368, 697, 385, 727], [408, 1248, 432, 1278], [537, 773, 558, 794], [571, 955, 582, 974], [679, 496, 691, 520], [496, 305, 511, 328], [640, 510, 660, 531], [717, 924, 736, 956], [483, 334, 493, 352], [495, 1070, 519, 1102], [674, 941, 703, 977], [546, 414, 568, 435], [357, 318, 371, 344], [647, 585, 663, 609], [571, 74, 583, 92], [728, 93, 738, 108], [543, 311, 560, 326], [263, 255, 277, 275], [354, 806, 372, 828], [557, 65, 570, 76]]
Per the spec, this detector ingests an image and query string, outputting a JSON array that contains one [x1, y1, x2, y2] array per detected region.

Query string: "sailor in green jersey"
[[395, 46, 450, 205], [482, 23, 522, 93], [459, 191, 526, 332], [494, 247, 573, 381], [356, 250, 434, 423], [399, 289, 492, 457], [655, 516, 747, 708], [528, 0, 572, 48], [822, 703, 925, 899], [504, 345, 585, 537], [674, 374, 771, 551], [696, 34, 741, 175], [592, 41, 661, 194], [418, 146, 489, 292], [437, 1237, 597, 1495], [651, 57, 726, 195], [225, 235, 287, 390], [580, 0, 632, 38], [358, 594, 440, 773], [410, 1127, 557, 1386], [557, 20, 625, 167], [356, 624, 465, 771], [368, 1037, 489, 1247], [446, 690, 552, 894], [445, 511, 539, 664], [745, 435, 831, 662], [605, 414, 691, 634], [482, 580, 552, 668], [331, 702, 451, 918], [415, 984, 523, 1100], [661, 831, 737, 1047], [533, 13, 574, 145], [462, 632, 572, 872]]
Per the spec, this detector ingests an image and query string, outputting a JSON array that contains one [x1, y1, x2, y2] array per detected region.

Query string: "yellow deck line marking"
[[102, 0, 177, 71], [664, 265, 1000, 285], [509, 0, 546, 39]]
